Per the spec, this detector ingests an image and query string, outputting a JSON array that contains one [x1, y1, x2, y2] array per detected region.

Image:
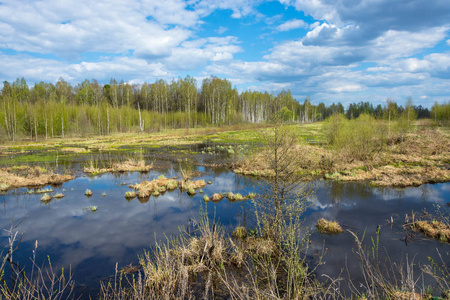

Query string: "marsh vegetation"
[[0, 95, 449, 299]]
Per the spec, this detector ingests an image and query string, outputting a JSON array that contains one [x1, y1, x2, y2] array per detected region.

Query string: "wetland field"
[[1, 122, 449, 299]]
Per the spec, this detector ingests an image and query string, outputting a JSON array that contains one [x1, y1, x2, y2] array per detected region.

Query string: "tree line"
[[1, 77, 449, 141]]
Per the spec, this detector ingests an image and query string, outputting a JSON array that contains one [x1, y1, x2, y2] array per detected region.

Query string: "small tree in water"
[[251, 118, 316, 298], [254, 118, 314, 242]]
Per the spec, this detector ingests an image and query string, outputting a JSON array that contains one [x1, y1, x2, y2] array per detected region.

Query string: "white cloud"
[[276, 19, 307, 31], [164, 36, 241, 69], [216, 26, 228, 34], [329, 84, 364, 93], [191, 0, 261, 19], [310, 21, 320, 29], [0, 53, 172, 83], [285, 0, 450, 32], [369, 28, 449, 61], [212, 52, 233, 61], [0, 0, 193, 59]]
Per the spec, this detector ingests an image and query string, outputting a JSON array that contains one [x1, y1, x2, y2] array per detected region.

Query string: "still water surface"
[[1, 166, 449, 298]]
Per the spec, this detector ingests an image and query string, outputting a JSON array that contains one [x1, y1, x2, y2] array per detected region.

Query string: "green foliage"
[[431, 100, 450, 126], [325, 113, 387, 161]]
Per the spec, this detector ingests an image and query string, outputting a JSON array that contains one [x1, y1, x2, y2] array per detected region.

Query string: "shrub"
[[325, 113, 386, 161]]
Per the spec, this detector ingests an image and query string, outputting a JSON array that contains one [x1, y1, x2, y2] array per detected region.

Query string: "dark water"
[[1, 166, 449, 298]]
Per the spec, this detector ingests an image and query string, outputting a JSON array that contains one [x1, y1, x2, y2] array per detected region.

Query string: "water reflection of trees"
[[325, 181, 374, 204], [420, 184, 432, 202]]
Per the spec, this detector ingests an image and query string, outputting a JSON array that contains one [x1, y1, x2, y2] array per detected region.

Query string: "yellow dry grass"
[[211, 193, 224, 203], [414, 220, 450, 243], [244, 237, 279, 257], [84, 159, 152, 175], [391, 290, 422, 300], [132, 177, 206, 198], [0, 166, 74, 191], [316, 218, 344, 234]]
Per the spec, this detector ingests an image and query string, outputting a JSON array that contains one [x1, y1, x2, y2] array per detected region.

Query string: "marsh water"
[[1, 160, 449, 298]]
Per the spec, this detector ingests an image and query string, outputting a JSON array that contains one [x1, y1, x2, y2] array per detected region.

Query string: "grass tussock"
[[85, 189, 93, 196], [0, 166, 74, 191], [132, 177, 179, 198], [133, 177, 206, 198], [210, 193, 224, 203], [226, 191, 257, 202], [40, 193, 52, 203], [54, 193, 65, 199], [124, 191, 137, 199], [231, 226, 247, 239], [316, 218, 344, 234], [414, 220, 450, 243], [178, 179, 206, 191], [84, 158, 153, 175]]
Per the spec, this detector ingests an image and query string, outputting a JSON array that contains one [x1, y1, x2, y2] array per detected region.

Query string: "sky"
[[0, 0, 450, 107]]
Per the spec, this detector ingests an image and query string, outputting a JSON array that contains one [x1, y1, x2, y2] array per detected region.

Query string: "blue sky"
[[1, 0, 449, 107]]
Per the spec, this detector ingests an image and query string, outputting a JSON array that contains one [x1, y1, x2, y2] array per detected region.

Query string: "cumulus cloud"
[[0, 53, 172, 83], [0, 0, 193, 59], [276, 19, 307, 31], [283, 0, 450, 32], [0, 0, 450, 106]]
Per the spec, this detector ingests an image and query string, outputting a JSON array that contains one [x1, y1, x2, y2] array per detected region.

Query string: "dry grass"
[[390, 290, 423, 300], [414, 220, 450, 243], [99, 211, 318, 300], [124, 191, 137, 199], [178, 179, 206, 191], [84, 159, 153, 175], [226, 191, 257, 202], [40, 193, 52, 203], [316, 218, 344, 234], [0, 166, 74, 191], [132, 177, 178, 198], [132, 177, 206, 198], [234, 127, 450, 188], [231, 226, 247, 239], [210, 193, 224, 203]]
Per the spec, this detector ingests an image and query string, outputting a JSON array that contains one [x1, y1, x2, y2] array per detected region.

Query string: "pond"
[[1, 164, 449, 298]]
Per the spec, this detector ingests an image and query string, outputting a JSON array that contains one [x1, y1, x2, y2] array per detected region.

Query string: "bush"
[[325, 113, 386, 161]]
